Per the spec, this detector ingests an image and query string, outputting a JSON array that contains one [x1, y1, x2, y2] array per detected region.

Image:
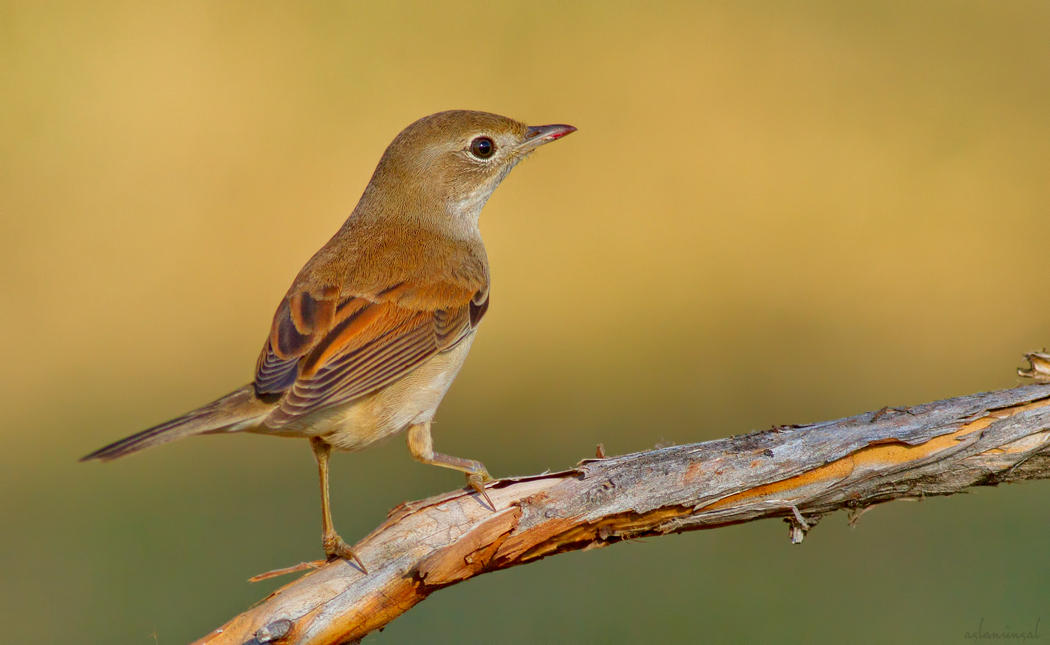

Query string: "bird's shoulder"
[[291, 218, 489, 308]]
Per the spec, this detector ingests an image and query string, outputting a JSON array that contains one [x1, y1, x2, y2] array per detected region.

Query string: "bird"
[[82, 110, 576, 572]]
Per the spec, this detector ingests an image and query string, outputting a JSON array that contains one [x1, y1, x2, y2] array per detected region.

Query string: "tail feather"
[[81, 385, 267, 462]]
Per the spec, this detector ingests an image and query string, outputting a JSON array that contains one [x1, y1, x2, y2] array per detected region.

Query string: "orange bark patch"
[[701, 398, 1050, 511], [417, 508, 522, 585], [496, 515, 580, 563], [701, 457, 855, 511]]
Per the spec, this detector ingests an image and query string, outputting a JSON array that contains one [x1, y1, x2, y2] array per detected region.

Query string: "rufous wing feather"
[[256, 281, 489, 428]]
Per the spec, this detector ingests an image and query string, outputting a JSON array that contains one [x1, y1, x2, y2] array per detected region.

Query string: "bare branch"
[[194, 383, 1050, 645]]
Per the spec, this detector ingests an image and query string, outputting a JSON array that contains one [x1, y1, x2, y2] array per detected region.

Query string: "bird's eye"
[[469, 136, 496, 159]]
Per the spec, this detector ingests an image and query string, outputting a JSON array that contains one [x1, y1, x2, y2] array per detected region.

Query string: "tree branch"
[[194, 382, 1050, 645]]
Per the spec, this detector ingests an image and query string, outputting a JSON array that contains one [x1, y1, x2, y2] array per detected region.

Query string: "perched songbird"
[[82, 110, 576, 570]]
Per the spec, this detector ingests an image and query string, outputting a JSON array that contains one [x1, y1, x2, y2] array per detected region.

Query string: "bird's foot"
[[247, 533, 366, 583], [323, 531, 368, 573], [247, 533, 367, 582], [248, 559, 326, 583], [466, 467, 496, 511]]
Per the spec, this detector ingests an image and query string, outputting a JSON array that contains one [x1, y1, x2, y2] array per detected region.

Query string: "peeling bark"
[[194, 383, 1050, 645]]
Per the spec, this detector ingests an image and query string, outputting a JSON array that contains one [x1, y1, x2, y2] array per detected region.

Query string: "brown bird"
[[82, 110, 576, 571]]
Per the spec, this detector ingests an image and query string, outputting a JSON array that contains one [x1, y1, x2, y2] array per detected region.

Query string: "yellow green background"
[[2, 2, 1049, 642]]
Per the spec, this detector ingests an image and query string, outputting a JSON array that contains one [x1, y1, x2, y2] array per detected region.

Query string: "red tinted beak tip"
[[525, 124, 577, 147]]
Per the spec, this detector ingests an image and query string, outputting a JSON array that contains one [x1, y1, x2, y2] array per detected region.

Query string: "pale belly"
[[262, 332, 476, 452]]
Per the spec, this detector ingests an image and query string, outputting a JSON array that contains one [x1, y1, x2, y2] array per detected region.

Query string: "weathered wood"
[[195, 382, 1050, 645]]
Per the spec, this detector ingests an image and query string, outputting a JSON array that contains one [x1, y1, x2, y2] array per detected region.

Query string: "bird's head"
[[359, 110, 575, 236]]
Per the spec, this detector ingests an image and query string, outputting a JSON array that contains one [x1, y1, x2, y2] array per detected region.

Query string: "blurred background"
[[2, 1, 1049, 642]]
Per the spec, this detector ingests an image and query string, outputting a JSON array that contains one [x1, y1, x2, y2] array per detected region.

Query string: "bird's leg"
[[406, 422, 495, 510], [310, 437, 367, 573]]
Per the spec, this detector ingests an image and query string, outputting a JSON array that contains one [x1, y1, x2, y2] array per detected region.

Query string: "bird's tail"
[[81, 384, 270, 462]]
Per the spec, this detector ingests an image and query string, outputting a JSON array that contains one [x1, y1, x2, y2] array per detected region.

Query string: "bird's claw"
[[466, 469, 495, 510], [323, 532, 368, 573]]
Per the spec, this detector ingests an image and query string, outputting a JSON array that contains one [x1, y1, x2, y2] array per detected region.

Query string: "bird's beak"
[[519, 124, 577, 152]]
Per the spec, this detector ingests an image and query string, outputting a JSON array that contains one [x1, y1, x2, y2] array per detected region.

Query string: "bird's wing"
[[255, 280, 489, 428]]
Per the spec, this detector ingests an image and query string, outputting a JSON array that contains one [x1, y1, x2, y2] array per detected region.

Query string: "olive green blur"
[[2, 2, 1049, 643]]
